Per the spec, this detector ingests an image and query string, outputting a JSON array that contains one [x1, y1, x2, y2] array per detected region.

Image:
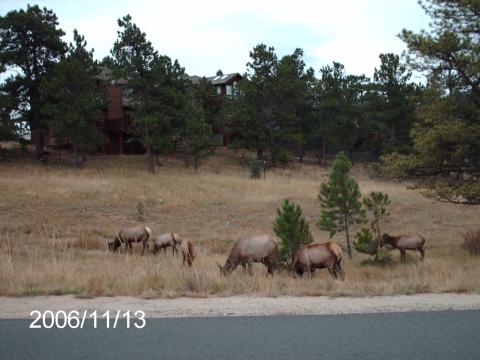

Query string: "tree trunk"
[[271, 151, 278, 168], [344, 214, 352, 258], [82, 151, 87, 162], [257, 148, 264, 159], [73, 139, 80, 168], [145, 125, 154, 173], [147, 146, 155, 173], [193, 156, 198, 173], [32, 127, 44, 159], [390, 124, 396, 147], [321, 136, 327, 166], [29, 92, 45, 159], [299, 145, 304, 163]]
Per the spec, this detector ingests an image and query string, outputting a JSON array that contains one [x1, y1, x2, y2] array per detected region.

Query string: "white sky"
[[1, 0, 430, 79]]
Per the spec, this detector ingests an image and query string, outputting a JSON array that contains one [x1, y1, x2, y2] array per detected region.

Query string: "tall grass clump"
[[463, 230, 480, 255]]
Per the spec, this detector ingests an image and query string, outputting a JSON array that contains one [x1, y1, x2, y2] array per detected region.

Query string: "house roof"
[[97, 66, 128, 85], [207, 73, 242, 85], [189, 73, 242, 85]]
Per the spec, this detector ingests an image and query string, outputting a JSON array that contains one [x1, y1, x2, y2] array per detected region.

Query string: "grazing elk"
[[152, 233, 180, 256], [292, 242, 344, 280], [382, 233, 426, 263], [217, 235, 278, 276], [109, 226, 152, 255], [181, 239, 196, 267]]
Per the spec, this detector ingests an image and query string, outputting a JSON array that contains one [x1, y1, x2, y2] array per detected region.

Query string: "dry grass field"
[[1, 150, 479, 298]]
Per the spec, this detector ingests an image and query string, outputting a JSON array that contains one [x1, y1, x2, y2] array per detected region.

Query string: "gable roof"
[[189, 73, 242, 85], [207, 73, 241, 85]]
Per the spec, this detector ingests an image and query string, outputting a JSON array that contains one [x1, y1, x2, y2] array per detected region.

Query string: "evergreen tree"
[[273, 199, 313, 267], [0, 91, 19, 143], [226, 44, 277, 159], [42, 30, 105, 167], [371, 53, 420, 153], [274, 49, 312, 165], [313, 62, 367, 158], [353, 192, 391, 263], [384, 0, 480, 204], [318, 152, 365, 258], [0, 5, 66, 158], [109, 15, 187, 172], [183, 89, 212, 172]]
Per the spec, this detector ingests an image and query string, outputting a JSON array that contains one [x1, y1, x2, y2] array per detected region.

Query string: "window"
[[226, 85, 233, 96], [216, 86, 221, 95]]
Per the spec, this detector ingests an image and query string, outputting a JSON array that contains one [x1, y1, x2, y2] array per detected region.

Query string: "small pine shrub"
[[273, 199, 313, 268], [353, 228, 378, 256], [353, 228, 392, 265], [353, 191, 392, 264], [249, 158, 262, 178], [136, 201, 145, 221], [463, 230, 480, 255]]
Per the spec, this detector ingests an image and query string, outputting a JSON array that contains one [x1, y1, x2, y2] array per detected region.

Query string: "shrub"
[[353, 228, 392, 265], [273, 199, 313, 268], [249, 158, 262, 178], [318, 152, 365, 258], [353, 191, 391, 264], [136, 201, 145, 221], [463, 230, 480, 255]]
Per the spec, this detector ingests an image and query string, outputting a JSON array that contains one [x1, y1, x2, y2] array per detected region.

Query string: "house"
[[97, 69, 144, 155], [190, 73, 242, 146]]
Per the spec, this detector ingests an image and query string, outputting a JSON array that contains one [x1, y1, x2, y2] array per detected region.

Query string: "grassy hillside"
[[1, 151, 479, 298]]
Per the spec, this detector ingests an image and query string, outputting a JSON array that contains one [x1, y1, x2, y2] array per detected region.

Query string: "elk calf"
[[152, 233, 180, 256], [181, 239, 196, 267], [382, 233, 425, 263]]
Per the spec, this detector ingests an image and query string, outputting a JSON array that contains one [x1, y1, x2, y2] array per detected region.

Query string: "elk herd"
[[106, 225, 427, 279]]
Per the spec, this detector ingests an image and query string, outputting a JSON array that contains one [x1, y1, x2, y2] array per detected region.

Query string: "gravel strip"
[[1, 293, 480, 319]]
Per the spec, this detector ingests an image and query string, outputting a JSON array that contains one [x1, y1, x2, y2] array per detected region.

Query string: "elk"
[[217, 235, 278, 276], [292, 241, 344, 280], [152, 233, 180, 256], [109, 226, 152, 255], [382, 233, 426, 263], [181, 239, 196, 267]]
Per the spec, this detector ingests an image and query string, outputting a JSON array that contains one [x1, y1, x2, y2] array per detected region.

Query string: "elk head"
[[217, 261, 233, 276]]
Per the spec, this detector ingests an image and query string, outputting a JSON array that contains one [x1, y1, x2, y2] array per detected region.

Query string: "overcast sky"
[[1, 0, 430, 79]]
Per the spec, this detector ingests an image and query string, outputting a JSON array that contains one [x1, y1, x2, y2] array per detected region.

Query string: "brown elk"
[[181, 239, 196, 267], [292, 242, 344, 280], [109, 226, 152, 255], [152, 233, 180, 256], [217, 235, 278, 276], [382, 233, 426, 263]]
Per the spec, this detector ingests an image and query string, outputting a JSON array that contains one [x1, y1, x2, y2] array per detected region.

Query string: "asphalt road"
[[1, 311, 479, 360]]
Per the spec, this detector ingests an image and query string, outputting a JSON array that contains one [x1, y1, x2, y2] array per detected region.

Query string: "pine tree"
[[0, 5, 66, 158], [225, 44, 277, 159], [183, 89, 212, 173], [273, 199, 313, 267], [318, 152, 365, 258], [385, 0, 480, 204], [371, 53, 420, 153], [42, 30, 105, 167], [353, 191, 391, 263], [109, 15, 187, 172]]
